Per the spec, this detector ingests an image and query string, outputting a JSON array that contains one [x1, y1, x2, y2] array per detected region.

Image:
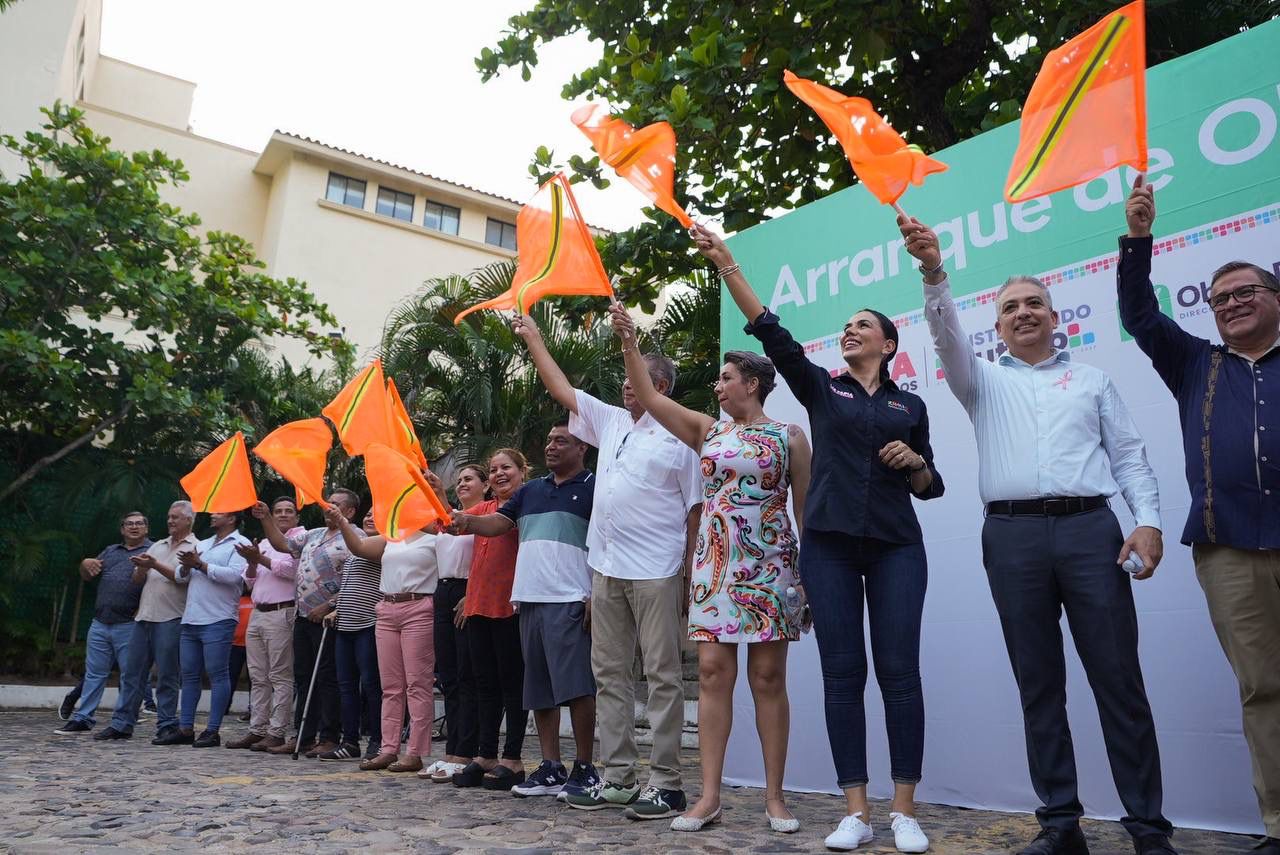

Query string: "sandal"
[[452, 761, 488, 788], [418, 760, 443, 779], [431, 761, 466, 783], [388, 755, 423, 773], [481, 764, 526, 791]]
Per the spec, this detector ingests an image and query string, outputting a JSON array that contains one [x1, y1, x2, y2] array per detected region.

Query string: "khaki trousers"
[[590, 571, 685, 790], [1194, 543, 1280, 837], [245, 606, 295, 739]]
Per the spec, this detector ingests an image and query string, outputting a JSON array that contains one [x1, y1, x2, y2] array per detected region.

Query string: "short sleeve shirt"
[[290, 528, 354, 618], [462, 498, 520, 619], [92, 541, 151, 624], [497, 470, 595, 603], [134, 534, 197, 623]]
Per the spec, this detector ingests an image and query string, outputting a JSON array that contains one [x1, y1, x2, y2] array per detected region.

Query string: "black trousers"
[[435, 578, 478, 758], [292, 617, 339, 745], [467, 613, 526, 761], [223, 644, 247, 716], [981, 507, 1171, 839]]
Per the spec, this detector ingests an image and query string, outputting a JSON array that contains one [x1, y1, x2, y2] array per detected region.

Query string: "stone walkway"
[[0, 710, 1260, 853]]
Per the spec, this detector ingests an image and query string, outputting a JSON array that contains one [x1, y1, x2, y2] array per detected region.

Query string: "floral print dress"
[[689, 419, 800, 643]]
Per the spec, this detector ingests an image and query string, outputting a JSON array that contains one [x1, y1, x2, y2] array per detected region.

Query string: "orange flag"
[[784, 70, 948, 205], [454, 173, 613, 322], [364, 443, 452, 541], [571, 103, 692, 227], [180, 432, 258, 514], [252, 418, 333, 509], [322, 360, 395, 457], [385, 378, 427, 469], [1005, 0, 1146, 202]]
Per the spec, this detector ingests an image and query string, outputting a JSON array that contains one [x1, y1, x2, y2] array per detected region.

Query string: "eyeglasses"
[[122, 521, 147, 527], [1208, 283, 1277, 312]]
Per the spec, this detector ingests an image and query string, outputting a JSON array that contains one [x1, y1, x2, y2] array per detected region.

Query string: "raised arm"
[[786, 425, 812, 537], [324, 505, 385, 560], [511, 313, 578, 414], [251, 501, 293, 555], [608, 303, 715, 451], [689, 222, 765, 321]]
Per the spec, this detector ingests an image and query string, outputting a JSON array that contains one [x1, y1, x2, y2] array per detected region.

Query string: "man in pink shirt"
[[225, 497, 303, 751]]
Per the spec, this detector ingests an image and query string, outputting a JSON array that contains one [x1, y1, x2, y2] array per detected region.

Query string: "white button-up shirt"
[[925, 279, 1160, 528], [569, 389, 702, 579]]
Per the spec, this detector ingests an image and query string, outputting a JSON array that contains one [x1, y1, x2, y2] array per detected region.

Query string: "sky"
[[99, 0, 651, 232]]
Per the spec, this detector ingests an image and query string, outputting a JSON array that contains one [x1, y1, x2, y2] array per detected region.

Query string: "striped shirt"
[[497, 469, 595, 604], [336, 555, 381, 631]]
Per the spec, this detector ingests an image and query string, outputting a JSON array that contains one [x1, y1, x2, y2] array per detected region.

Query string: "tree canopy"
[[480, 0, 1278, 303]]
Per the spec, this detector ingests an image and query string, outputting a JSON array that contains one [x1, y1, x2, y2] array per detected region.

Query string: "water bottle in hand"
[[784, 586, 808, 632], [1122, 555, 1144, 575]]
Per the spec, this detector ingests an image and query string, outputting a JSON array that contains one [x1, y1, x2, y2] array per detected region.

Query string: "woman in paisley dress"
[[609, 305, 812, 835]]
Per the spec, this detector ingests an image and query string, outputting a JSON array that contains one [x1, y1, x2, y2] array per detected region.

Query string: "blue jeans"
[[111, 618, 181, 732], [336, 626, 381, 749], [72, 619, 134, 726], [179, 620, 236, 732], [799, 530, 927, 788]]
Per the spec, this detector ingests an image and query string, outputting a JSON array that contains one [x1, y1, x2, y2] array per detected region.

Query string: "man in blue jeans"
[[95, 500, 198, 741], [54, 511, 150, 735]]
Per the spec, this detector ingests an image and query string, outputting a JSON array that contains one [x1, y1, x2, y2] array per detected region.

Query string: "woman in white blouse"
[[327, 505, 440, 773], [422, 464, 489, 783]]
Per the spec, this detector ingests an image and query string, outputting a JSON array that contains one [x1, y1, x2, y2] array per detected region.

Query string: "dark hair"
[[119, 510, 147, 525], [270, 496, 297, 511], [723, 351, 777, 403], [457, 463, 488, 484], [1211, 260, 1280, 292], [550, 418, 587, 447], [859, 308, 899, 381], [643, 352, 678, 396], [329, 488, 360, 511]]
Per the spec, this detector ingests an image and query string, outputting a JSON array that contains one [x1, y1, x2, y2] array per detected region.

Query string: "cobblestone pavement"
[[0, 710, 1259, 854]]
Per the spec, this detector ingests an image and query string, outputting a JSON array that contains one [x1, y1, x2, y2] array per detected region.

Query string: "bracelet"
[[715, 262, 741, 279], [919, 260, 944, 277], [908, 458, 927, 473]]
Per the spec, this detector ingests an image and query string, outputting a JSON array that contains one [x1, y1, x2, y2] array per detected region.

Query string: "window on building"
[[423, 201, 461, 236], [325, 172, 366, 209], [376, 187, 415, 222], [486, 218, 517, 250], [75, 21, 85, 99]]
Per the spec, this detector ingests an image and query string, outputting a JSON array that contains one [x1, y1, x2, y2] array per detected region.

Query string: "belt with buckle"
[[255, 600, 295, 612], [383, 592, 429, 603], [985, 496, 1108, 516]]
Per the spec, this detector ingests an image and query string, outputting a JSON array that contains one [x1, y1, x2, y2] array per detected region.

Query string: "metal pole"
[[292, 622, 329, 760]]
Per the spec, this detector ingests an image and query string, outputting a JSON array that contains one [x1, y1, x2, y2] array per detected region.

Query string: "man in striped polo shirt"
[[452, 421, 601, 800]]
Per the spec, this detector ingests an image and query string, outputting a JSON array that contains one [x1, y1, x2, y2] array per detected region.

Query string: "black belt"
[[255, 600, 295, 612], [985, 496, 1108, 516], [436, 577, 467, 584]]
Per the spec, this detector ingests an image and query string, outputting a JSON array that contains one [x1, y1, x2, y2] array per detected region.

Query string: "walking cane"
[[293, 620, 330, 760]]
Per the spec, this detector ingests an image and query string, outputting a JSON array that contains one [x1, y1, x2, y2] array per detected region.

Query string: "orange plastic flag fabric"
[[322, 360, 395, 457], [454, 173, 613, 322], [784, 70, 948, 205], [251, 418, 333, 509], [364, 443, 452, 541], [571, 103, 692, 227], [385, 378, 427, 469], [180, 432, 258, 514], [1004, 0, 1146, 202]]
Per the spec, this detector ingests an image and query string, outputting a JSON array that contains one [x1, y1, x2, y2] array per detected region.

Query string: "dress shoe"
[[92, 726, 133, 741], [266, 739, 298, 755], [305, 740, 338, 759], [225, 733, 265, 750], [388, 755, 423, 773], [250, 735, 285, 752], [192, 729, 221, 748], [152, 728, 195, 746], [360, 753, 398, 771], [1019, 826, 1090, 855]]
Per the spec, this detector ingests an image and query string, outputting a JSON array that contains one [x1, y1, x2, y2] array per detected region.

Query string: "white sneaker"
[[825, 813, 874, 850], [890, 812, 929, 853]]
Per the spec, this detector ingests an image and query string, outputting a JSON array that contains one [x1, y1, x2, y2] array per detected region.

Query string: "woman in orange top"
[[452, 448, 528, 790]]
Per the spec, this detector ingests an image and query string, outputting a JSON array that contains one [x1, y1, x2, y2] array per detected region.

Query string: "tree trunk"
[[0, 403, 133, 502]]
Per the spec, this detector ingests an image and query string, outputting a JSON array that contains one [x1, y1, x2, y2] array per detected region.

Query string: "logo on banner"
[[827, 351, 920, 392], [935, 305, 1097, 383]]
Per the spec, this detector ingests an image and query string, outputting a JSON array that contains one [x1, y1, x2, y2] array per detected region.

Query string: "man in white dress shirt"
[[901, 217, 1176, 855], [511, 313, 701, 820]]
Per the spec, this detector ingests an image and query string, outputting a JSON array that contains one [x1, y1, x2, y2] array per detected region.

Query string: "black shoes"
[[58, 691, 78, 721], [1019, 826, 1091, 855], [152, 727, 195, 745], [53, 719, 91, 735], [92, 726, 133, 741], [192, 729, 221, 748], [1252, 838, 1280, 854], [1133, 833, 1178, 854]]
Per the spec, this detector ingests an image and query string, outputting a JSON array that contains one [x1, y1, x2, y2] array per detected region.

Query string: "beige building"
[[0, 0, 526, 363]]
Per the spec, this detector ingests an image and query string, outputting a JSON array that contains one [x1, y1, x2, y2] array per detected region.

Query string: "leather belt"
[[383, 592, 429, 603], [985, 496, 1108, 516], [255, 600, 295, 612]]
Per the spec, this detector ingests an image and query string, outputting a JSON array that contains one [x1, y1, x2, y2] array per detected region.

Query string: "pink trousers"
[[375, 596, 435, 757]]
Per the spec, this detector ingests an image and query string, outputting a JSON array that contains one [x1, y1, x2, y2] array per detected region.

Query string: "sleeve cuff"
[[1134, 509, 1162, 530], [742, 309, 776, 335]]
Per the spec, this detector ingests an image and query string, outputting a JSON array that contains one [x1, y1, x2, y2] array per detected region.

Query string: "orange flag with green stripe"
[[571, 103, 693, 227], [180, 432, 258, 513], [1004, 0, 1146, 202], [364, 443, 451, 541], [322, 360, 395, 457], [454, 173, 613, 323], [385, 378, 427, 469], [251, 418, 333, 509]]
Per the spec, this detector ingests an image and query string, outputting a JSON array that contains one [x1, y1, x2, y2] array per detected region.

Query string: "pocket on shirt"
[[620, 436, 680, 484]]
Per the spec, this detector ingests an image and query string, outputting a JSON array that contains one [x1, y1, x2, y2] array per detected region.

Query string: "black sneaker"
[[558, 760, 602, 802], [1018, 826, 1090, 855], [192, 729, 221, 748], [153, 727, 195, 746], [54, 719, 92, 735], [92, 726, 132, 741], [58, 691, 78, 721], [625, 785, 688, 820], [1133, 834, 1177, 855], [318, 743, 361, 761], [511, 760, 567, 798]]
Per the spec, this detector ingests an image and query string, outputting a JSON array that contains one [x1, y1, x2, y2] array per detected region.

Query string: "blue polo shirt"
[[498, 469, 595, 603], [93, 541, 151, 624]]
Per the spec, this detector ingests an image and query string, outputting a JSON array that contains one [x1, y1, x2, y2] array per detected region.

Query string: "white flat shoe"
[[766, 809, 800, 833], [418, 760, 443, 779], [890, 812, 929, 853], [825, 813, 874, 850], [670, 807, 722, 832], [430, 761, 466, 782]]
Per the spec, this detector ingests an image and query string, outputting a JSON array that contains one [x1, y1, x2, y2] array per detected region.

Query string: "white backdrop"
[[720, 204, 1277, 835]]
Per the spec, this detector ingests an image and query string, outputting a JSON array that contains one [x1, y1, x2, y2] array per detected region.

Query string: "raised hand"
[[608, 303, 638, 347], [250, 500, 269, 520], [688, 222, 734, 268], [322, 504, 347, 529], [1125, 175, 1155, 238], [510, 313, 543, 345], [898, 215, 942, 272]]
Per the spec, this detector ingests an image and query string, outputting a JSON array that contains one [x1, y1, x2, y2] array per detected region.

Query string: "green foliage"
[[479, 0, 1278, 303]]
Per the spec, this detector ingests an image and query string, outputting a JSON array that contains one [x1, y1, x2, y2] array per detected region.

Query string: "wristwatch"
[[908, 457, 927, 472]]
